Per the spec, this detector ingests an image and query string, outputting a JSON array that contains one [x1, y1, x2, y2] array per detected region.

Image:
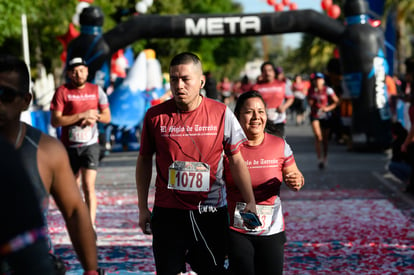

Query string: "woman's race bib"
[[168, 161, 210, 192], [233, 199, 281, 232]]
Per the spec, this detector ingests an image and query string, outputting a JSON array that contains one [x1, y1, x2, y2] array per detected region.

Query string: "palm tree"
[[383, 0, 414, 74], [281, 0, 343, 75]]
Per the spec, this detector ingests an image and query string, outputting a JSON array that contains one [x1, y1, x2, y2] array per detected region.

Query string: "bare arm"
[[283, 163, 304, 192], [40, 136, 98, 271], [278, 97, 295, 113], [402, 124, 414, 152], [227, 151, 257, 214], [135, 154, 153, 234], [307, 96, 314, 107], [51, 109, 100, 128], [98, 107, 111, 124], [323, 93, 339, 113]]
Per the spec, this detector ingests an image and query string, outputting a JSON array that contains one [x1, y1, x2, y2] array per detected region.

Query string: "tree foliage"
[[383, 0, 414, 73], [279, 0, 343, 77], [146, 0, 254, 80], [286, 0, 414, 77], [0, 0, 254, 81]]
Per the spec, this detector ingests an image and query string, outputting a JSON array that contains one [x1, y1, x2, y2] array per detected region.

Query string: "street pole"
[[20, 13, 33, 125], [21, 13, 30, 76]]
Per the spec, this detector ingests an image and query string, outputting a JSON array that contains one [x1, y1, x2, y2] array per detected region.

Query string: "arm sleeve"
[[283, 139, 295, 168], [98, 86, 110, 109], [49, 87, 65, 112], [284, 80, 294, 98], [223, 107, 247, 156], [326, 86, 335, 96], [139, 111, 155, 156]]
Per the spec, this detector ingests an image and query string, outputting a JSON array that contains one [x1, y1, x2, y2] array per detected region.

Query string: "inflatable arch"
[[67, 0, 392, 150]]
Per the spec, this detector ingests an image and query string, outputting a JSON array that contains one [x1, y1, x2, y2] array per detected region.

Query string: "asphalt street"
[[86, 117, 414, 274], [98, 118, 414, 214]]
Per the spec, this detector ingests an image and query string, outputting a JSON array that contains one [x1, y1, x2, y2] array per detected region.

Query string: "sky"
[[235, 0, 322, 48]]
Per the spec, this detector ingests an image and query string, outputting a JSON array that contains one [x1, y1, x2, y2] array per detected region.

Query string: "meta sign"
[[184, 16, 261, 36]]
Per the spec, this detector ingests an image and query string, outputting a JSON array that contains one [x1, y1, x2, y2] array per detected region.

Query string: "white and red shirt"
[[307, 86, 335, 119], [292, 81, 307, 99], [139, 96, 247, 210], [252, 80, 293, 123], [50, 83, 109, 147], [224, 133, 295, 236]]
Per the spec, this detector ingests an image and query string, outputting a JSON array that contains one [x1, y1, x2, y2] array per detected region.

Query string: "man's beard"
[[73, 79, 87, 87]]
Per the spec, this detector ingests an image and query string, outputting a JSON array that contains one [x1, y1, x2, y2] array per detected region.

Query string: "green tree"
[[148, 0, 254, 80], [0, 0, 128, 73], [279, 0, 343, 76], [0, 1, 74, 70], [384, 0, 414, 74], [0, 0, 255, 82], [281, 33, 337, 77]]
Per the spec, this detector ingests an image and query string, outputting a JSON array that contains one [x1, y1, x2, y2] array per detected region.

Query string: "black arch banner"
[[67, 0, 392, 150], [103, 10, 345, 50]]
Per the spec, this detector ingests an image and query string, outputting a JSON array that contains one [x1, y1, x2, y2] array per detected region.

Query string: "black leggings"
[[228, 230, 286, 275]]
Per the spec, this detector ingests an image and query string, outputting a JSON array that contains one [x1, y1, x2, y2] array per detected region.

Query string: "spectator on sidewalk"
[[387, 121, 411, 184], [401, 94, 414, 194]]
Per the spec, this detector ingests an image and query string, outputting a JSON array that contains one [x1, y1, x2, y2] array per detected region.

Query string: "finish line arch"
[[67, 0, 391, 150]]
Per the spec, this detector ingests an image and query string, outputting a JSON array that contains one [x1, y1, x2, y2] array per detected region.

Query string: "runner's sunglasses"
[[0, 86, 25, 103]]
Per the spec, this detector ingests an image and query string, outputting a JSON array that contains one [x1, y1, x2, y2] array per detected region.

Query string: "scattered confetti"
[[48, 171, 414, 274]]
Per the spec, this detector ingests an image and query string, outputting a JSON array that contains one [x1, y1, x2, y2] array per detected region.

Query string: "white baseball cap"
[[68, 57, 87, 69]]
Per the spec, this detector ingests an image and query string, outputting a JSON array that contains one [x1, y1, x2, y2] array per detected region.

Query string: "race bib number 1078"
[[168, 161, 210, 192]]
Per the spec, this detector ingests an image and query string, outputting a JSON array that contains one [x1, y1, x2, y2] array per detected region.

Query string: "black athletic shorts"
[[310, 116, 333, 129], [151, 206, 230, 275], [67, 143, 100, 174]]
